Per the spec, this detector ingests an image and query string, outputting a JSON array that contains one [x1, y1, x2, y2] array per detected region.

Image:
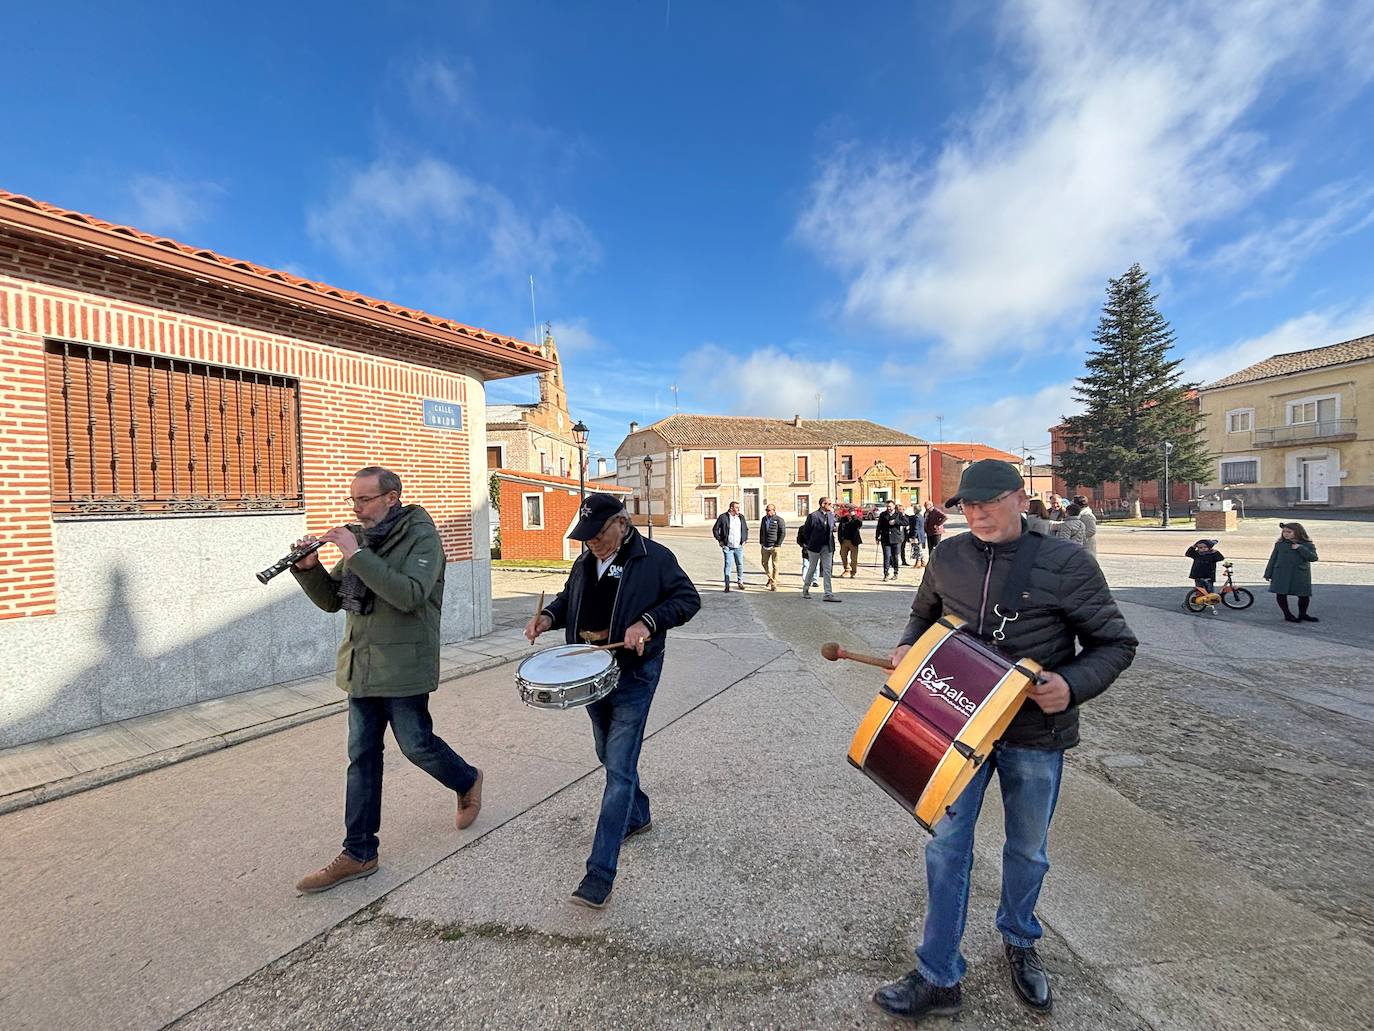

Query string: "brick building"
[[611, 414, 929, 525], [1048, 421, 1192, 512], [493, 470, 631, 560], [0, 190, 550, 747], [484, 329, 586, 478], [929, 443, 1027, 505]]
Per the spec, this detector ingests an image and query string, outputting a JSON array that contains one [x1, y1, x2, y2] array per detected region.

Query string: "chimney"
[[597, 457, 607, 477], [629, 420, 639, 434], [793, 414, 802, 427]]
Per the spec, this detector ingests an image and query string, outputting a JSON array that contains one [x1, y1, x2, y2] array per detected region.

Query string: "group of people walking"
[[712, 497, 949, 596]]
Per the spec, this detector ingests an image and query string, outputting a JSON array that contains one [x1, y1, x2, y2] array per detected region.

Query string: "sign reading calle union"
[[422, 399, 463, 430]]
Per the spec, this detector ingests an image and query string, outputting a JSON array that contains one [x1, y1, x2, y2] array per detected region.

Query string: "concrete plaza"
[[1, 517, 1370, 1030]]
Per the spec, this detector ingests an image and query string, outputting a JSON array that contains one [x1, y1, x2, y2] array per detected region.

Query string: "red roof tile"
[[933, 442, 1022, 464], [494, 469, 631, 492], [0, 189, 548, 372]]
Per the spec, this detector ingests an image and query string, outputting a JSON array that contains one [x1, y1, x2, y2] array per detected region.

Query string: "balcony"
[[1252, 419, 1357, 448]]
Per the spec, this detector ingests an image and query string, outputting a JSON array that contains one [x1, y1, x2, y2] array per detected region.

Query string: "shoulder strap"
[[998, 529, 1043, 616]]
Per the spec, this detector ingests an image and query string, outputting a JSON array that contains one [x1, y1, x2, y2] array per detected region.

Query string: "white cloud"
[[125, 175, 224, 235], [955, 380, 1081, 454], [408, 57, 474, 115], [677, 344, 861, 420], [1185, 301, 1374, 387], [1208, 180, 1374, 294], [796, 0, 1344, 356], [306, 157, 600, 280], [547, 317, 601, 354]]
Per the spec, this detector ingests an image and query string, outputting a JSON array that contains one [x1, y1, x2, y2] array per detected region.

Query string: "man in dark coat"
[[800, 497, 842, 602], [526, 494, 701, 908], [758, 503, 787, 591], [291, 466, 482, 894], [922, 500, 948, 552], [712, 500, 749, 592], [874, 461, 1137, 1022], [875, 500, 908, 581], [837, 506, 864, 578]]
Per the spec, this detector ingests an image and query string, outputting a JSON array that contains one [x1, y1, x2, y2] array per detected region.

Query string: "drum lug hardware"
[[952, 740, 984, 765], [879, 686, 900, 702]]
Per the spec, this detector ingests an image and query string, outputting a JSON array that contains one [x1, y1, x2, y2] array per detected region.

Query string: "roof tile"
[[638, 414, 926, 448], [1203, 333, 1374, 389]]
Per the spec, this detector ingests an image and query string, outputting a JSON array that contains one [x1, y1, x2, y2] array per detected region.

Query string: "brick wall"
[[0, 248, 485, 620], [836, 445, 928, 506], [496, 473, 629, 560]]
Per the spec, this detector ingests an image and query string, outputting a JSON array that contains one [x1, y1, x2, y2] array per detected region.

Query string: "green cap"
[[945, 459, 1024, 506]]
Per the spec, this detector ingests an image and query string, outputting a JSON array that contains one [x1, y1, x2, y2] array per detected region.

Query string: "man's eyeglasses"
[[959, 491, 1016, 513], [347, 492, 392, 506]]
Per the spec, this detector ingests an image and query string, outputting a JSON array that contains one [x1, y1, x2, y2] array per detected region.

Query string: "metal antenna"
[[528, 275, 540, 403], [671, 383, 679, 411], [935, 414, 944, 443], [816, 392, 822, 419]]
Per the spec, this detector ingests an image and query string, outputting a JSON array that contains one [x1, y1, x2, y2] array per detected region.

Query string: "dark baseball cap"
[[945, 459, 1025, 506], [568, 492, 628, 541]]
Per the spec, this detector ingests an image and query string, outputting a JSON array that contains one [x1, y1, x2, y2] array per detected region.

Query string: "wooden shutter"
[[739, 456, 762, 478]]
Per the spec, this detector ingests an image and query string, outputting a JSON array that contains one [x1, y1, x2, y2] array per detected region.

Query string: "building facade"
[[484, 330, 585, 479], [493, 470, 631, 561], [928, 443, 1027, 506], [1198, 334, 1374, 510], [0, 190, 549, 747], [611, 414, 929, 525]]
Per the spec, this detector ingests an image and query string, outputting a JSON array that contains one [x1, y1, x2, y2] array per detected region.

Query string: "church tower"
[[537, 324, 568, 415]]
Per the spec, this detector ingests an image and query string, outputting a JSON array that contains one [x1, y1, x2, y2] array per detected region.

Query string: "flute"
[[256, 539, 326, 584]]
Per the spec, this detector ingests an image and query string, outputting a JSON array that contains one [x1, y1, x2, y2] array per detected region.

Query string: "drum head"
[[517, 644, 613, 686]]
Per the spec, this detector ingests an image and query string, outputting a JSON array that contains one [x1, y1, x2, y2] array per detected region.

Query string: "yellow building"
[[1199, 333, 1374, 510]]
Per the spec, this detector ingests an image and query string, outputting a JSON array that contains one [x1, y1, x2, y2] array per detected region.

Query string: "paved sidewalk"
[[0, 626, 534, 816]]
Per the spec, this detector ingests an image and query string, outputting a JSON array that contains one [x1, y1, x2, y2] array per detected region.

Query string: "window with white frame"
[[739, 455, 763, 478], [795, 454, 810, 482], [1226, 409, 1253, 433], [1220, 459, 1259, 484], [702, 455, 719, 484], [522, 492, 545, 529], [1287, 396, 1337, 425]]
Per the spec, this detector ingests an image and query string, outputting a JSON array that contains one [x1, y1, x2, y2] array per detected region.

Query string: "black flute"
[[256, 539, 326, 584]]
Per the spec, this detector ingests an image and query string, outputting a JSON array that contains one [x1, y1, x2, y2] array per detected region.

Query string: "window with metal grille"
[[45, 341, 303, 518], [1220, 460, 1258, 484]]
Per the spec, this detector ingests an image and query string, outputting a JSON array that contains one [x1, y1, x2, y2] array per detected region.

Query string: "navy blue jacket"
[[543, 525, 701, 669], [759, 514, 787, 548], [801, 509, 836, 552]]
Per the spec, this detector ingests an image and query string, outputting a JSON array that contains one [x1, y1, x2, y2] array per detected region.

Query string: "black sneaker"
[[1298, 614, 1320, 622], [872, 969, 962, 1020], [570, 873, 613, 909]]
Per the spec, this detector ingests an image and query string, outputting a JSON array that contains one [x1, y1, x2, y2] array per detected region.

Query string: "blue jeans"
[[722, 546, 744, 583], [916, 744, 1064, 987], [343, 694, 479, 862], [584, 653, 663, 884], [882, 543, 901, 575]]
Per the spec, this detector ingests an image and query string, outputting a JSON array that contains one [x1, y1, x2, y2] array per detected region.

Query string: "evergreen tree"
[[1058, 264, 1210, 517]]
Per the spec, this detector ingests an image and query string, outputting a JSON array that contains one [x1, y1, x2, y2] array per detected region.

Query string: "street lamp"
[[572, 419, 589, 554], [1161, 441, 1175, 527], [642, 454, 654, 540], [1027, 453, 1036, 497]]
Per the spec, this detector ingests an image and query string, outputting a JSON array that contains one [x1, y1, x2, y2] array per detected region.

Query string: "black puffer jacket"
[[898, 524, 1137, 749], [543, 525, 701, 669]]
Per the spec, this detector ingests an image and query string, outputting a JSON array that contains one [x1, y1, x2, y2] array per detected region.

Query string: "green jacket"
[[293, 505, 446, 697], [1263, 539, 1317, 596]]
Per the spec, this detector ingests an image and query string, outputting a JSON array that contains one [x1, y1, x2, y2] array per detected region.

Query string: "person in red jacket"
[[922, 500, 948, 553]]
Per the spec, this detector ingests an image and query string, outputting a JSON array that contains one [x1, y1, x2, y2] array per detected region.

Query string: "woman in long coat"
[[1263, 522, 1319, 622]]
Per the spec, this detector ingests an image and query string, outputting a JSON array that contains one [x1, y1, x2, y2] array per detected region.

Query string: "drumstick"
[[563, 640, 627, 656], [528, 591, 546, 646], [820, 642, 896, 671]]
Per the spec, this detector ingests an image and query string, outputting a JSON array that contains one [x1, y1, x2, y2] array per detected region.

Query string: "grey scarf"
[[339, 504, 405, 614]]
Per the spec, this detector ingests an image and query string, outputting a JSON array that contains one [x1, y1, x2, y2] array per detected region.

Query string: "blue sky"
[[6, 1, 1374, 468]]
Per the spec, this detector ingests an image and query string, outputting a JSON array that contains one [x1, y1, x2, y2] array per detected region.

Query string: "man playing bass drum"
[[874, 460, 1137, 1022]]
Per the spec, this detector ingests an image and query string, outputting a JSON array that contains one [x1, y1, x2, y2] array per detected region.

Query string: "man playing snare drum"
[[525, 493, 701, 909], [875, 460, 1137, 1021]]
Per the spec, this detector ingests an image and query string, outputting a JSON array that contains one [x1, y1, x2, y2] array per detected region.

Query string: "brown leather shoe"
[[457, 768, 484, 830], [295, 851, 378, 894]]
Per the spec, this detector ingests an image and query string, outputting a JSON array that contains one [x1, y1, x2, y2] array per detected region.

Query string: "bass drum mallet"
[[820, 642, 895, 671]]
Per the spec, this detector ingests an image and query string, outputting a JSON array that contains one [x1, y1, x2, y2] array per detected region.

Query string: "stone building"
[[611, 414, 929, 525], [484, 330, 584, 479], [0, 189, 549, 747], [1197, 333, 1374, 509]]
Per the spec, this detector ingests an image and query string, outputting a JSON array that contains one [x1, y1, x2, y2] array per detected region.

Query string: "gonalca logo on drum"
[[917, 665, 977, 715]]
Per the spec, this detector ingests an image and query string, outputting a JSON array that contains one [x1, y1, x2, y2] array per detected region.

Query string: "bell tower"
[[537, 323, 568, 414]]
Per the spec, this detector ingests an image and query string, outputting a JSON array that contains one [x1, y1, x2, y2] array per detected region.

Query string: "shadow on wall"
[[1, 566, 340, 750]]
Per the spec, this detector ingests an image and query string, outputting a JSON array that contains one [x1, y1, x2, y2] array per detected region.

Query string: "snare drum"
[[516, 644, 621, 710], [847, 615, 1042, 832]]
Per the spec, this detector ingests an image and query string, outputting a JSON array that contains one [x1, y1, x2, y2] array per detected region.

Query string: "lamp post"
[[1027, 455, 1036, 497], [1161, 441, 1174, 527], [571, 420, 588, 502], [642, 454, 654, 540]]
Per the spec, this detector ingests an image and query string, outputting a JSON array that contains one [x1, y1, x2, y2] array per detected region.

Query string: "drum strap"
[[989, 530, 1043, 642]]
